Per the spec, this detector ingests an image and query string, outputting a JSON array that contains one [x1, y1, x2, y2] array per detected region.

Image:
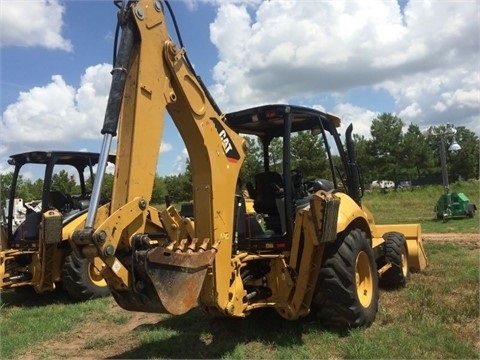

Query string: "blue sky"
[[1, 0, 479, 178]]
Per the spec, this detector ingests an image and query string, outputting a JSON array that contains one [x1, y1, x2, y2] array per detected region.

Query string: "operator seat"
[[49, 191, 74, 213], [309, 178, 335, 193], [253, 171, 284, 234], [253, 171, 283, 214]]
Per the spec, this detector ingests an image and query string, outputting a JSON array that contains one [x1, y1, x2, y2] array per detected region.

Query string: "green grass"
[[1, 242, 478, 359], [363, 180, 479, 233], [0, 289, 112, 358], [0, 182, 478, 359]]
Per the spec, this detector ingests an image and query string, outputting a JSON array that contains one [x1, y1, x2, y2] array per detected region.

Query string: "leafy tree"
[[353, 134, 376, 183], [449, 126, 479, 181], [0, 172, 14, 208], [151, 175, 168, 204], [164, 173, 192, 203], [369, 113, 404, 182], [101, 173, 114, 200], [51, 170, 78, 194], [353, 134, 378, 184], [400, 124, 435, 179], [30, 179, 44, 200], [268, 137, 283, 173], [84, 172, 113, 204], [290, 131, 329, 179], [239, 136, 262, 186], [426, 126, 479, 183], [184, 159, 192, 182], [0, 173, 42, 204]]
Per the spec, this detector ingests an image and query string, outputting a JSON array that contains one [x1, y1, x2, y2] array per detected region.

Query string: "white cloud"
[[383, 67, 480, 133], [0, 0, 72, 51], [0, 64, 112, 158], [90, 161, 116, 177], [184, 0, 261, 11], [172, 148, 189, 175], [1, 0, 478, 177], [399, 102, 422, 120], [332, 103, 378, 139], [160, 142, 173, 153], [207, 0, 479, 135]]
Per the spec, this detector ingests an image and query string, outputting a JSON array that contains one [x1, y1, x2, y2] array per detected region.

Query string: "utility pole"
[[429, 124, 462, 221]]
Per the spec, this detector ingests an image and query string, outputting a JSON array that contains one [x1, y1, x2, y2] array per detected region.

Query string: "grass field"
[[1, 242, 478, 359], [0, 181, 478, 359], [363, 180, 479, 233]]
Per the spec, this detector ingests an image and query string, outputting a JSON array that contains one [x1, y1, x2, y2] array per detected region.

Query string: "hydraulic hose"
[[164, 0, 222, 116], [102, 12, 136, 135]]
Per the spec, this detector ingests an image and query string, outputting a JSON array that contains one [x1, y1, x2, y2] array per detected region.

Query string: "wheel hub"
[[355, 251, 373, 308]]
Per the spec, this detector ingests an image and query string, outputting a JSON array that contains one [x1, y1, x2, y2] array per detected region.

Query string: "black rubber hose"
[[101, 10, 136, 136], [164, 0, 222, 116]]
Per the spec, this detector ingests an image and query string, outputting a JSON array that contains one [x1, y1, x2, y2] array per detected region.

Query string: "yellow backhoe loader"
[[70, 0, 427, 327], [0, 151, 112, 300]]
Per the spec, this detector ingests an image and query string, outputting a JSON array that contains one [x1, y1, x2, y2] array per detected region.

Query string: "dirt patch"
[[20, 304, 164, 359], [423, 232, 480, 245]]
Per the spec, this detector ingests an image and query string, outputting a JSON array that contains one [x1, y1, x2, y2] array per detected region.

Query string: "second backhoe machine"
[[70, 0, 427, 328], [1, 151, 112, 300]]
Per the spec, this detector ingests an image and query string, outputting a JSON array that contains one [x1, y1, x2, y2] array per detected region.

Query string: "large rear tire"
[[62, 253, 110, 301], [380, 232, 409, 288], [312, 228, 379, 328]]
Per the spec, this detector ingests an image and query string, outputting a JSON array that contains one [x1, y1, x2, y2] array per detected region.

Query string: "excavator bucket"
[[144, 242, 217, 315]]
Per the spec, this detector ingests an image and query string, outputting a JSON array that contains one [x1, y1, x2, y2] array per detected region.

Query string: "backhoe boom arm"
[[72, 0, 245, 313]]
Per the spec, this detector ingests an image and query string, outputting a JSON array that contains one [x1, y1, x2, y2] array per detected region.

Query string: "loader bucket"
[[406, 236, 428, 272], [144, 246, 216, 315], [401, 224, 428, 272]]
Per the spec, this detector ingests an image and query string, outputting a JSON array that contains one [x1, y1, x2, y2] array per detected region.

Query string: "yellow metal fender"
[[334, 193, 427, 272], [335, 193, 369, 233]]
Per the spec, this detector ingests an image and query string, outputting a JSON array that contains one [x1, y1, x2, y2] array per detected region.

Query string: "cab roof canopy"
[[225, 104, 341, 139], [7, 151, 115, 168]]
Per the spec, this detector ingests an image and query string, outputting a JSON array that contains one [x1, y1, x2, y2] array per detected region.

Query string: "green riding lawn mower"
[[435, 191, 477, 221]]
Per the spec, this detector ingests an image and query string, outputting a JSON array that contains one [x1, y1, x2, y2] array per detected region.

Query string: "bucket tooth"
[[199, 238, 212, 252], [186, 237, 198, 253], [175, 238, 188, 253]]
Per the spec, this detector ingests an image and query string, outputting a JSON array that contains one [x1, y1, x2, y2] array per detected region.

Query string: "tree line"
[[1, 113, 478, 207], [354, 113, 478, 186]]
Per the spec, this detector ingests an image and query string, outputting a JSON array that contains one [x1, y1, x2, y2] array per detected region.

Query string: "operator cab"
[[4, 151, 115, 248], [225, 104, 363, 252]]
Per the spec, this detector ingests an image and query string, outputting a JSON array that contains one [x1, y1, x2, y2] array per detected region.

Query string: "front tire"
[[380, 232, 409, 288], [312, 228, 379, 328], [62, 253, 110, 301]]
